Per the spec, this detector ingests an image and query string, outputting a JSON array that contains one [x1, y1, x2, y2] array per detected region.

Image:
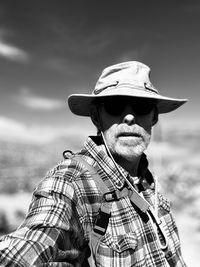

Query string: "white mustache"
[[117, 125, 145, 137]]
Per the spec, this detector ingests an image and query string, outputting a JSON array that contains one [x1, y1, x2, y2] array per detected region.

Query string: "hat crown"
[[94, 61, 158, 95]]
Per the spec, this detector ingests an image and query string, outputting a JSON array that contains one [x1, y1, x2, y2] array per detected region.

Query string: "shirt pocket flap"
[[103, 232, 138, 253]]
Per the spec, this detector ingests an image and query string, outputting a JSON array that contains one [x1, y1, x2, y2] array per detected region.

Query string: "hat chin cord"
[[101, 129, 168, 250], [97, 107, 159, 209], [100, 129, 142, 193], [97, 109, 167, 250], [96, 107, 122, 177], [97, 108, 142, 193]]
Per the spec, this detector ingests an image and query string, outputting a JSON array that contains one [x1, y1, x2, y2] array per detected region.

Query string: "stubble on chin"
[[115, 142, 146, 161], [115, 133, 151, 160], [104, 126, 151, 160]]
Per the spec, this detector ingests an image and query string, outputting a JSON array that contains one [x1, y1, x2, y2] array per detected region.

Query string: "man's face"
[[98, 97, 156, 162]]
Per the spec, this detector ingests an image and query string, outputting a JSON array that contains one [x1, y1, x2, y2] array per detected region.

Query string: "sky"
[[0, 0, 200, 143]]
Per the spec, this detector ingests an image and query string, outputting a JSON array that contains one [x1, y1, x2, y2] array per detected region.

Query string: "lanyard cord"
[[96, 107, 168, 250], [100, 130, 150, 210], [100, 128, 168, 251]]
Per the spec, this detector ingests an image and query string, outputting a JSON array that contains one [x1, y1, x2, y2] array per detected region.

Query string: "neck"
[[113, 154, 141, 176]]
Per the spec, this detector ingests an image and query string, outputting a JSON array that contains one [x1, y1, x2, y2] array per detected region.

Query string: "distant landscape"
[[0, 125, 200, 266]]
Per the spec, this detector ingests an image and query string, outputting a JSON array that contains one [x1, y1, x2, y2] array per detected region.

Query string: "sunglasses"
[[100, 97, 156, 116]]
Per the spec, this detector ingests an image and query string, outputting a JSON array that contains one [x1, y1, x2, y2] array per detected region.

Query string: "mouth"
[[118, 132, 142, 138]]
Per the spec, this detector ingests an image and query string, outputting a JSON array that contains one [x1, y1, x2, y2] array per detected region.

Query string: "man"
[[0, 61, 187, 266]]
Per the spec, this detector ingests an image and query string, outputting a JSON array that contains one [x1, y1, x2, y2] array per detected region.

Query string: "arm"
[[0, 164, 89, 266]]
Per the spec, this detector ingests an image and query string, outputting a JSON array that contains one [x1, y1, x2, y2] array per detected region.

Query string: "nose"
[[123, 114, 135, 125], [122, 106, 136, 125]]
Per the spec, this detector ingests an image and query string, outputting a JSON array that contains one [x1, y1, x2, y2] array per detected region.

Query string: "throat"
[[113, 154, 140, 176]]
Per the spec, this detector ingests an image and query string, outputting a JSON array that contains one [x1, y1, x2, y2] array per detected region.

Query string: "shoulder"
[[33, 153, 94, 198], [48, 158, 85, 181]]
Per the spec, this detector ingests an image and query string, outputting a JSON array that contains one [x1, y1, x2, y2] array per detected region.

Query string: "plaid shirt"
[[0, 136, 186, 267]]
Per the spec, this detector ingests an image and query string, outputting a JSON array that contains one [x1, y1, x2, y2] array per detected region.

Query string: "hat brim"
[[68, 88, 188, 116]]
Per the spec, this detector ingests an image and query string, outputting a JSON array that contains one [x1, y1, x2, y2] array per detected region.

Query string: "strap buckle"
[[93, 203, 111, 235], [63, 150, 74, 159], [148, 207, 168, 250], [103, 190, 119, 202]]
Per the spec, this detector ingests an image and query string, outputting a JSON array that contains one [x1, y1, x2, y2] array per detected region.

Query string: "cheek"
[[103, 125, 118, 151], [137, 114, 154, 132], [104, 125, 116, 141], [101, 112, 119, 132]]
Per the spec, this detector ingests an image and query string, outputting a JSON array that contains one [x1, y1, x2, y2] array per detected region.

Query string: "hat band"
[[94, 81, 119, 95], [94, 82, 158, 96]]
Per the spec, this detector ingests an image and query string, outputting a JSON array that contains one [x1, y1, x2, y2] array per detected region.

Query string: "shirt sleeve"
[[0, 163, 90, 267]]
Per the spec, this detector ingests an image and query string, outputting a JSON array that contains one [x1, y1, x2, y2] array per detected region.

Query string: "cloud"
[[15, 88, 64, 110], [0, 116, 63, 143], [0, 41, 29, 62], [21, 95, 64, 110], [0, 116, 92, 144]]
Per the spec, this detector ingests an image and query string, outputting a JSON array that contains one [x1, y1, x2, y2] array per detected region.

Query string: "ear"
[[90, 104, 101, 129]]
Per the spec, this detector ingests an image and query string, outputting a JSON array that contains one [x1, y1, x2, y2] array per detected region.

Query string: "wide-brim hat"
[[68, 61, 188, 116]]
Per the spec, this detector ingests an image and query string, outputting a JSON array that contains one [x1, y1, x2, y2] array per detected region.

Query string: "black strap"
[[70, 154, 168, 251]]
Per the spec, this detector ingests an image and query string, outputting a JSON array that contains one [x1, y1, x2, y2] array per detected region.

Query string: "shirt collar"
[[83, 136, 154, 191], [84, 136, 128, 189]]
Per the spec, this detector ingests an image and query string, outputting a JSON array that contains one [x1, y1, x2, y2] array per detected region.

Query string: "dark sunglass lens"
[[103, 97, 126, 116], [104, 102, 124, 116], [102, 98, 155, 116], [133, 100, 155, 115]]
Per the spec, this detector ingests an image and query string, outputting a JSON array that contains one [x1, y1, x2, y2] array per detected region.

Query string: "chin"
[[121, 150, 144, 161], [116, 144, 147, 161]]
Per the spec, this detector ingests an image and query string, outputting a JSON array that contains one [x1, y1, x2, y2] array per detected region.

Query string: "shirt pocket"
[[101, 231, 138, 253]]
